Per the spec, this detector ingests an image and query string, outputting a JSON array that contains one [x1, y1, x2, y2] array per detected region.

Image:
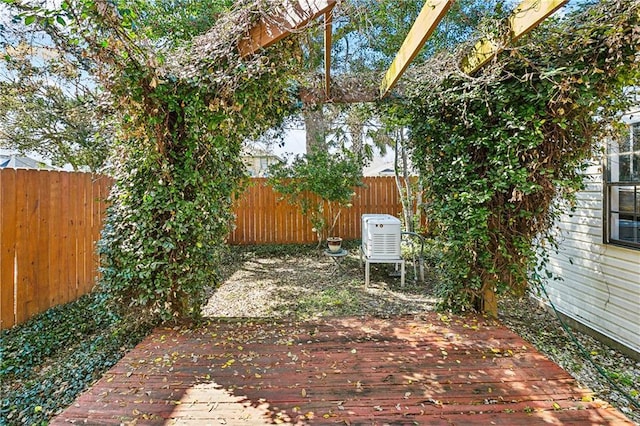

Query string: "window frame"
[[604, 117, 640, 250]]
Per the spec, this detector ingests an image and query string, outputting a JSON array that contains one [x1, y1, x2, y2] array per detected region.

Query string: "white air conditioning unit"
[[361, 214, 401, 259]]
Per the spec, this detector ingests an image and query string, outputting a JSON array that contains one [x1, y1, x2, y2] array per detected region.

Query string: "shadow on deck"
[[51, 313, 632, 425]]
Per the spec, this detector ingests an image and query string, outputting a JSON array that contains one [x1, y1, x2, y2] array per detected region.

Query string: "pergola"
[[237, 0, 568, 100]]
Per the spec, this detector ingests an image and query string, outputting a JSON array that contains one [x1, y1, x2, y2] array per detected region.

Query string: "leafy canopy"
[[0, 26, 110, 170]]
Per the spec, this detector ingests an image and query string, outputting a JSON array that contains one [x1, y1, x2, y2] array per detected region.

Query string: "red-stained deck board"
[[51, 314, 632, 425]]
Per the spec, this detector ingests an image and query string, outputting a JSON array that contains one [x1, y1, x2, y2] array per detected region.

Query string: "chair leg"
[[365, 261, 370, 287], [401, 260, 405, 287]]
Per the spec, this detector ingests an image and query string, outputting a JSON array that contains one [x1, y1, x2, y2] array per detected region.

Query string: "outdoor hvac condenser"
[[361, 214, 402, 260]]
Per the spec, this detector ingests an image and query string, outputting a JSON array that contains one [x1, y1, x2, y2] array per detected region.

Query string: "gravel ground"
[[204, 248, 438, 318], [204, 245, 639, 424]]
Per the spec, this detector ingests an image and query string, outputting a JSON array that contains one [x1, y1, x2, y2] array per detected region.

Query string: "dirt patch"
[[204, 248, 438, 318]]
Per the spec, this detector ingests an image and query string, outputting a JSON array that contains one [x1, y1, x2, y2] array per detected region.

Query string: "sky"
[[0, 5, 10, 22], [259, 124, 395, 166], [277, 128, 307, 158]]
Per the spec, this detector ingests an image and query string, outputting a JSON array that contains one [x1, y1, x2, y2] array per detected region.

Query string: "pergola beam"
[[238, 0, 337, 57], [379, 0, 454, 98], [461, 0, 568, 74], [324, 9, 333, 98]]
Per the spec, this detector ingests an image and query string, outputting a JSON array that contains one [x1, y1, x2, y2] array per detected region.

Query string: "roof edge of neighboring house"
[[0, 153, 59, 170]]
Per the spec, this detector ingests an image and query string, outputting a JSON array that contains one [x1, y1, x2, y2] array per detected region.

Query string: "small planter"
[[327, 236, 343, 253]]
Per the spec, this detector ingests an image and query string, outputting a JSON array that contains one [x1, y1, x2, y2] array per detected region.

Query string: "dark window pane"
[[620, 154, 631, 181], [618, 217, 639, 243], [633, 154, 640, 181], [618, 188, 635, 213], [606, 124, 639, 248]]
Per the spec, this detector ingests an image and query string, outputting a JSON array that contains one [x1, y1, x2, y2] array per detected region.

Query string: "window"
[[259, 157, 269, 171], [606, 121, 640, 249]]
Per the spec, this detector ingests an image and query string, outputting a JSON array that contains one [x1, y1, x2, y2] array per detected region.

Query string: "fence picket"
[[82, 173, 92, 294], [77, 174, 89, 295], [36, 172, 51, 316], [25, 171, 40, 319], [59, 172, 71, 305], [1, 169, 17, 329], [48, 171, 63, 308], [14, 170, 29, 324]]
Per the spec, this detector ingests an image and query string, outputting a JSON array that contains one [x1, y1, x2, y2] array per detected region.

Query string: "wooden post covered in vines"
[[405, 0, 639, 317]]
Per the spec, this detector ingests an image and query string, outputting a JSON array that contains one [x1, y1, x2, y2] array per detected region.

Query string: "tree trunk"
[[303, 106, 327, 153], [400, 134, 413, 233], [481, 283, 498, 319], [348, 120, 364, 158], [394, 130, 413, 232]]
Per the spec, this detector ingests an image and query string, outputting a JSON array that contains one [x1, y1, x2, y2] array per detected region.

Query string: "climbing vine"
[[95, 5, 303, 321], [404, 0, 639, 315]]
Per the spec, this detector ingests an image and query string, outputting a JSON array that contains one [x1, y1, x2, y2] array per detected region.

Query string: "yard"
[[2, 243, 638, 424], [2, 1, 639, 424]]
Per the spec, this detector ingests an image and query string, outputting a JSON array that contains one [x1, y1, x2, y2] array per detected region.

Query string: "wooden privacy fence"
[[0, 169, 111, 330], [1, 173, 410, 329], [229, 177, 407, 244]]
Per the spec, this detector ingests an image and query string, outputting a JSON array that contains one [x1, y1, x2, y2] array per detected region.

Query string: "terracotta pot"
[[327, 236, 343, 253]]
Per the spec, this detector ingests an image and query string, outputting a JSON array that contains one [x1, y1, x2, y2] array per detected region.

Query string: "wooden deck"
[[52, 314, 632, 425]]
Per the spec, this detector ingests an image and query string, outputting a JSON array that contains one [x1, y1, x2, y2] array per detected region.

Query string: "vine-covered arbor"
[[187, 0, 639, 318], [236, 0, 583, 317], [6, 0, 638, 321], [3, 2, 639, 424]]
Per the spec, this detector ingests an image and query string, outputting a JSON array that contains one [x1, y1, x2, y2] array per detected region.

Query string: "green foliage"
[[0, 293, 156, 425], [98, 60, 299, 320], [137, 0, 233, 43], [0, 44, 111, 171], [294, 285, 362, 318], [268, 148, 364, 244], [335, 0, 502, 71], [98, 78, 238, 321], [404, 0, 640, 313]]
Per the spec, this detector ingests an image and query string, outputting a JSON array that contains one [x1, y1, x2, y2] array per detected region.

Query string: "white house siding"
[[542, 162, 640, 356]]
